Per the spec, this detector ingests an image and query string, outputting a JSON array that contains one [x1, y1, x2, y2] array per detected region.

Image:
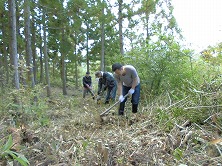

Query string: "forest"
[[0, 0, 222, 165]]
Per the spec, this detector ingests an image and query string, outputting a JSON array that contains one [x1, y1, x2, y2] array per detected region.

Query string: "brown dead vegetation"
[[0, 87, 222, 166]]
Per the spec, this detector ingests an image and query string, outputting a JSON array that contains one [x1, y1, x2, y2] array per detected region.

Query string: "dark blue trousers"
[[119, 83, 140, 115]]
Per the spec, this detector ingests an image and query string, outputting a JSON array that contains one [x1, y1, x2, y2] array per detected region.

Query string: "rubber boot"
[[118, 102, 125, 115], [132, 104, 138, 113]]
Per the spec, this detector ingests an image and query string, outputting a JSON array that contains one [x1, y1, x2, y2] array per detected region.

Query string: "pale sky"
[[172, 0, 222, 52]]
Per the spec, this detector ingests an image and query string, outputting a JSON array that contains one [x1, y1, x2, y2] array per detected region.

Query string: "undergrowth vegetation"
[[0, 65, 222, 165], [1, 44, 222, 164]]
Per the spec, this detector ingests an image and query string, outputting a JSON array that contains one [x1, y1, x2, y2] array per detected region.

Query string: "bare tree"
[[31, 1, 37, 84], [43, 9, 51, 97], [101, 0, 105, 71], [61, 28, 67, 95], [1, 10, 9, 84], [24, 0, 35, 88], [86, 21, 90, 73], [8, 0, 19, 89], [74, 33, 79, 89], [118, 0, 124, 55]]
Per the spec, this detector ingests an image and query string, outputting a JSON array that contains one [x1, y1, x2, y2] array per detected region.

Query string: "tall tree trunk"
[[0, 46, 4, 87], [118, 0, 124, 55], [86, 22, 89, 72], [24, 0, 35, 88], [146, 13, 149, 43], [52, 60, 55, 77], [101, 1, 105, 71], [31, 3, 37, 84], [43, 9, 51, 97], [61, 28, 67, 95], [1, 10, 9, 84], [74, 38, 78, 89], [39, 42, 43, 83], [8, 0, 19, 89], [75, 59, 78, 89], [39, 24, 44, 83], [75, 35, 78, 89]]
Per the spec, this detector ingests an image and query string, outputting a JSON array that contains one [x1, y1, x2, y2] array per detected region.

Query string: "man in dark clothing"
[[95, 71, 117, 104], [82, 72, 95, 99]]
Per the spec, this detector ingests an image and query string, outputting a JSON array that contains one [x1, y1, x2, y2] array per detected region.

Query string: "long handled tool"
[[96, 89, 106, 104], [100, 93, 130, 117], [86, 86, 96, 99]]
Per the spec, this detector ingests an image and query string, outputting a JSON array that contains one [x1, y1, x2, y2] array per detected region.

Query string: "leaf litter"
[[0, 87, 222, 166]]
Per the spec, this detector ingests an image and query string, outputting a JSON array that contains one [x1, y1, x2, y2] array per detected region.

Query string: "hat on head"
[[86, 71, 90, 74], [112, 63, 123, 72]]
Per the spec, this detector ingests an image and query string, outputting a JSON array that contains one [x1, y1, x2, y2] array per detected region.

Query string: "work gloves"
[[129, 88, 135, 95], [119, 95, 125, 102], [86, 84, 92, 90], [119, 89, 135, 102]]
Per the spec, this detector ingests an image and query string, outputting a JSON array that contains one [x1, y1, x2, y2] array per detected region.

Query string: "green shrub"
[[0, 135, 29, 166]]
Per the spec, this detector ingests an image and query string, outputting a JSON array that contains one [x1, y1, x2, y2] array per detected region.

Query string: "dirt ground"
[[0, 87, 222, 166]]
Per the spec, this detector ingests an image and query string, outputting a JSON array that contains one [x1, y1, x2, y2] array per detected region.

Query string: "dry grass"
[[0, 87, 222, 166]]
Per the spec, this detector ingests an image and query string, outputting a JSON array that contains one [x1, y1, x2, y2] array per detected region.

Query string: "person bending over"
[[112, 63, 140, 115], [95, 71, 117, 104]]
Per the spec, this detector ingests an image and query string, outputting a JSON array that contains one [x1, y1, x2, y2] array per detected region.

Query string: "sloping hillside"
[[0, 87, 221, 166]]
